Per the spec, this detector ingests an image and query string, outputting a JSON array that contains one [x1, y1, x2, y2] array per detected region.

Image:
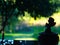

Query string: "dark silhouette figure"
[[38, 17, 59, 45]]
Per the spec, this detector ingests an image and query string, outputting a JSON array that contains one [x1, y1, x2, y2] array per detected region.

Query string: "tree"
[[0, 0, 16, 45], [16, 0, 57, 19], [0, 0, 57, 45]]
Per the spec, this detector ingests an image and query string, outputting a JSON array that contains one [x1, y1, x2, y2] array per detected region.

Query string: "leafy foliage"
[[0, 0, 57, 19], [16, 0, 57, 19]]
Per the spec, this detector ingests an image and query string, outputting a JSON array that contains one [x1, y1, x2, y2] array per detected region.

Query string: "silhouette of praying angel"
[[38, 17, 59, 45]]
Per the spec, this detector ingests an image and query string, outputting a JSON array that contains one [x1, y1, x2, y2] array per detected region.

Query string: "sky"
[[18, 11, 60, 27]]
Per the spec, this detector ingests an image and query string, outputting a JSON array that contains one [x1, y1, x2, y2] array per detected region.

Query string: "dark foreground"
[[0, 40, 60, 45]]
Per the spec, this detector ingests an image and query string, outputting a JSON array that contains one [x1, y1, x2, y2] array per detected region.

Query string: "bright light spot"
[[27, 17, 48, 26], [15, 38, 37, 40], [23, 17, 27, 20], [58, 34, 60, 41], [20, 41, 22, 43], [5, 33, 33, 36], [25, 11, 30, 16], [4, 0, 7, 2], [51, 12, 60, 26], [18, 12, 48, 26], [18, 15, 23, 21], [18, 11, 60, 27], [29, 18, 35, 25], [23, 11, 31, 21]]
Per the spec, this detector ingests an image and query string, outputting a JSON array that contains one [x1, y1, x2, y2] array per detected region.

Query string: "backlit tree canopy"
[[0, 0, 57, 19], [16, 0, 57, 19]]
